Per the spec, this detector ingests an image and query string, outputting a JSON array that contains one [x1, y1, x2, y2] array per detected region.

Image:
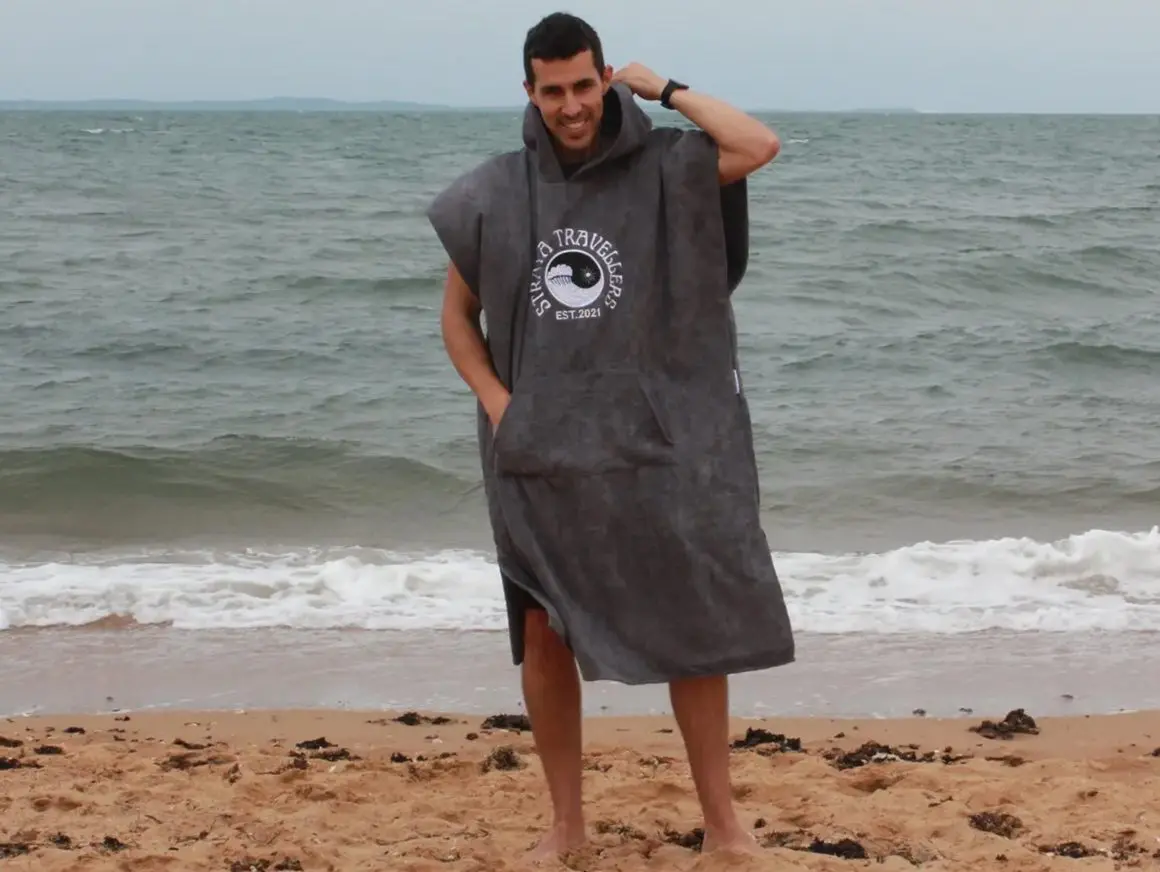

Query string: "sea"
[[2, 109, 1159, 720]]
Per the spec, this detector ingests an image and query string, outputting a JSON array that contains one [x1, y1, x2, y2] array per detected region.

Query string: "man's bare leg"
[[521, 609, 586, 859], [669, 675, 758, 854]]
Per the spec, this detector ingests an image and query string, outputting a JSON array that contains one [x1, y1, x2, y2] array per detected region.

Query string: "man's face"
[[525, 50, 613, 157]]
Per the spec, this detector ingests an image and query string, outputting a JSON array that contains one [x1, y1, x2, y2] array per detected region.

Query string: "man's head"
[[523, 13, 612, 158]]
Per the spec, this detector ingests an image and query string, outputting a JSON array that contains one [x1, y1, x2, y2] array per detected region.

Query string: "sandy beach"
[[1, 707, 1158, 871]]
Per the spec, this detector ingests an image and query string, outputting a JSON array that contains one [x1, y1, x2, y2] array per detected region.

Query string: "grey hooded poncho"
[[427, 83, 795, 685]]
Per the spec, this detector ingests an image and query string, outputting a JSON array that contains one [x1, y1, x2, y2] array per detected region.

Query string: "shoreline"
[[2, 707, 1158, 870], [5, 627, 1159, 720], [7, 705, 1160, 752], [5, 700, 1156, 724]]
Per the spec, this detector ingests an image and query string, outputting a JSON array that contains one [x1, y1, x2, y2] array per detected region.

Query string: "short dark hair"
[[523, 12, 605, 84]]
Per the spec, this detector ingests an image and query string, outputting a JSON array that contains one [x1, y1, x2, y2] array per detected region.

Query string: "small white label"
[[733, 369, 741, 394]]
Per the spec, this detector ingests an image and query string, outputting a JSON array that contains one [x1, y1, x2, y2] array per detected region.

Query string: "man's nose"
[[562, 91, 581, 115]]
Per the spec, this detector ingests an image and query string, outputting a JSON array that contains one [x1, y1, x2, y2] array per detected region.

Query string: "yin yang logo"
[[544, 249, 606, 309]]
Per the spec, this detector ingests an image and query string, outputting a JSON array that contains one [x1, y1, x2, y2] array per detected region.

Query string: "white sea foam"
[[2, 528, 1159, 634]]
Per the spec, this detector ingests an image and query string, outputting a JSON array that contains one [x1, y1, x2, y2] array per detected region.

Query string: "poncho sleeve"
[[427, 170, 485, 298], [659, 128, 751, 294]]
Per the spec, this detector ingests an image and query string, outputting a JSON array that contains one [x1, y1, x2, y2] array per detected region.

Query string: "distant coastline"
[[0, 97, 922, 114], [0, 97, 460, 112], [1, 99, 1153, 115]]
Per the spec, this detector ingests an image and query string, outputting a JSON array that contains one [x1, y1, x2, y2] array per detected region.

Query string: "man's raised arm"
[[611, 62, 780, 186]]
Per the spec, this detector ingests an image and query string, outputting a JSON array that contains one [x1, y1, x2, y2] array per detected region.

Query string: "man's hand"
[[611, 63, 667, 102], [612, 62, 779, 185], [440, 261, 513, 431], [485, 389, 511, 434]]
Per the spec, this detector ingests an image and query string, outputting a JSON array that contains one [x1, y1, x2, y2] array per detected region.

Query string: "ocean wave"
[[277, 275, 437, 295], [2, 528, 1158, 634], [0, 439, 473, 522], [1037, 341, 1160, 370], [989, 213, 1057, 227]]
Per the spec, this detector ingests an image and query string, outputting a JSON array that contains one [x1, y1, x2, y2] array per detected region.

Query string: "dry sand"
[[1, 707, 1158, 871]]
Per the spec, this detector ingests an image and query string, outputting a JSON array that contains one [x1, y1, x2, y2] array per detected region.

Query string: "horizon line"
[[0, 97, 1156, 116]]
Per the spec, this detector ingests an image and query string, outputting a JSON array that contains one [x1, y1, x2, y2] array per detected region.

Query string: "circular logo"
[[544, 249, 605, 309]]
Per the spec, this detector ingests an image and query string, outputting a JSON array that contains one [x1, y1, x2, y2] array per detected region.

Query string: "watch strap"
[[660, 79, 689, 109]]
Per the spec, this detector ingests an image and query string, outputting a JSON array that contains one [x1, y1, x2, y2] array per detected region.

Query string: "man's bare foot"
[[702, 826, 761, 855], [524, 822, 587, 865]]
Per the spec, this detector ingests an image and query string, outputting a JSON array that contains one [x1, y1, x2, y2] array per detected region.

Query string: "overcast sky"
[[2, 0, 1158, 112]]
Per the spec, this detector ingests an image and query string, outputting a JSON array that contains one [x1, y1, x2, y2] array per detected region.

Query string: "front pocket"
[[493, 372, 676, 477]]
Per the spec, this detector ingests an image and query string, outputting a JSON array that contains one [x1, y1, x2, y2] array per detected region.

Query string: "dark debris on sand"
[[282, 755, 309, 772], [0, 843, 32, 859], [761, 830, 869, 860], [969, 811, 1024, 839], [0, 757, 40, 771], [663, 827, 705, 851], [481, 713, 532, 732], [1038, 841, 1098, 859], [34, 744, 64, 755], [970, 709, 1039, 740], [1109, 830, 1160, 863], [287, 737, 359, 762], [480, 746, 524, 773], [313, 747, 357, 762], [808, 838, 869, 860], [824, 741, 970, 770], [0, 736, 22, 748], [730, 727, 803, 754], [984, 754, 1027, 767], [158, 751, 233, 772], [285, 749, 360, 768], [295, 737, 333, 750], [389, 711, 453, 727], [594, 820, 648, 842], [388, 750, 455, 765], [664, 828, 873, 861], [228, 858, 304, 871], [173, 738, 209, 750]]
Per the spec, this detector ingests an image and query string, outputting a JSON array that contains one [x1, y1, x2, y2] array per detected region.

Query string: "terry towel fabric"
[[427, 83, 795, 685]]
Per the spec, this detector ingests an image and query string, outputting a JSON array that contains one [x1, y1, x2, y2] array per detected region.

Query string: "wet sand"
[[1, 707, 1158, 870], [3, 626, 1158, 719]]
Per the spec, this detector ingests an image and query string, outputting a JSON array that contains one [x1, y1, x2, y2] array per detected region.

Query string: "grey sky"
[[3, 0, 1159, 112]]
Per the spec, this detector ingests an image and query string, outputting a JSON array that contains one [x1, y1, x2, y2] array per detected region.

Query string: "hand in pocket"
[[486, 391, 511, 434]]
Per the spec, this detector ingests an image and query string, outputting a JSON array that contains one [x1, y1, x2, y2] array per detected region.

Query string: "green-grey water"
[[2, 110, 1160, 644]]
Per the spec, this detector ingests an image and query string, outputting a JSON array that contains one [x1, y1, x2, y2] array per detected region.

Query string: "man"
[[427, 11, 795, 861]]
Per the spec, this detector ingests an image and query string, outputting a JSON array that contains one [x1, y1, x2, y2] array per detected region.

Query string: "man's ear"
[[523, 80, 536, 104], [598, 65, 613, 94]]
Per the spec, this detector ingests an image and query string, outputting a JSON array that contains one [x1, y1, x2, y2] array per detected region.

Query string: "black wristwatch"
[[660, 79, 689, 109]]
